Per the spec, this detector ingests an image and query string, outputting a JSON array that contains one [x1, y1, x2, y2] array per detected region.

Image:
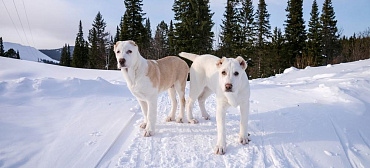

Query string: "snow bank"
[[283, 67, 299, 74], [0, 57, 136, 167]]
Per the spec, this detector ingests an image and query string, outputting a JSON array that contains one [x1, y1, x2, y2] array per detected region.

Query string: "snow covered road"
[[1, 57, 370, 167]]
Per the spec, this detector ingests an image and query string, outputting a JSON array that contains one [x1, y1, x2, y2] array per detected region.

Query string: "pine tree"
[[114, 26, 120, 43], [219, 0, 240, 57], [119, 15, 129, 41], [88, 12, 109, 69], [145, 18, 152, 39], [141, 18, 153, 59], [120, 0, 146, 42], [120, 0, 151, 58], [284, 0, 307, 68], [307, 0, 322, 66], [173, 0, 214, 57], [89, 28, 98, 69], [153, 21, 169, 59], [239, 0, 256, 56], [270, 27, 285, 74], [0, 37, 4, 57], [320, 0, 339, 64], [255, 0, 271, 78], [4, 48, 17, 58], [196, 0, 215, 54], [72, 20, 88, 68], [168, 20, 175, 55], [255, 0, 271, 48], [60, 45, 66, 66], [60, 44, 71, 66], [67, 44, 71, 66]]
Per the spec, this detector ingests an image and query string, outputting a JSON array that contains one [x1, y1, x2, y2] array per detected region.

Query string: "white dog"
[[179, 52, 250, 155], [114, 41, 189, 137]]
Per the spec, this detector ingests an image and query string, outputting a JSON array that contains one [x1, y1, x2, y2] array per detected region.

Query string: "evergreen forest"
[[51, 0, 370, 79]]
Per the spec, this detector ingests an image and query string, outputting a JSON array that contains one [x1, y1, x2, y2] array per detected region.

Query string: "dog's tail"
[[178, 52, 198, 62]]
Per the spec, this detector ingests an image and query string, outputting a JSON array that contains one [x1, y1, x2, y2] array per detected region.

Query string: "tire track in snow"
[[329, 117, 364, 168], [358, 130, 370, 150], [255, 106, 270, 167], [94, 112, 136, 168]]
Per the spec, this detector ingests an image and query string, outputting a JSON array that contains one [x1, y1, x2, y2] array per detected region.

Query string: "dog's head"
[[216, 56, 247, 93], [114, 40, 140, 69]]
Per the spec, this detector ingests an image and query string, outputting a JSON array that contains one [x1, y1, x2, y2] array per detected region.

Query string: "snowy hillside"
[[3, 42, 59, 63], [0, 57, 369, 167]]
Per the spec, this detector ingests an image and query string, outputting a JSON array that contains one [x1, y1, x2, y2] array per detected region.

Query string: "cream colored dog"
[[114, 41, 189, 137], [179, 52, 250, 155]]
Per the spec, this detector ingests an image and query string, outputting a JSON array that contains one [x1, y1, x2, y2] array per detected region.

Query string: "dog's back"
[[183, 54, 220, 93], [150, 56, 189, 92]]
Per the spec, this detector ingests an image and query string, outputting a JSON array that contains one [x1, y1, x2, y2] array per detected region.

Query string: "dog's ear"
[[236, 56, 247, 70], [114, 41, 120, 52], [128, 40, 137, 47], [216, 57, 226, 68]]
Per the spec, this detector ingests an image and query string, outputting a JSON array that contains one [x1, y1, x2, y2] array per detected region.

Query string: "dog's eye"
[[126, 50, 132, 54], [117, 51, 120, 54], [222, 71, 227, 76], [234, 72, 239, 76]]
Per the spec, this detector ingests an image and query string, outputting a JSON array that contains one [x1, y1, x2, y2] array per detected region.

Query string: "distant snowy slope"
[[40, 46, 75, 61], [3, 42, 59, 63], [1, 57, 370, 168]]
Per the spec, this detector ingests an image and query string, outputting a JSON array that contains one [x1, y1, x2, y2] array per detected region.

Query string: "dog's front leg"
[[239, 101, 250, 145], [138, 100, 148, 129], [215, 99, 228, 155], [144, 97, 157, 137]]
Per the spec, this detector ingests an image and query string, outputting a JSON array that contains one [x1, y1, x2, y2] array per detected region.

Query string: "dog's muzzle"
[[119, 58, 126, 67], [225, 83, 233, 92]]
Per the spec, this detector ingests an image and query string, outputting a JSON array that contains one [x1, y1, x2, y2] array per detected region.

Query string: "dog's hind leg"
[[186, 80, 203, 124], [165, 87, 177, 122], [174, 81, 186, 123], [198, 87, 212, 120]]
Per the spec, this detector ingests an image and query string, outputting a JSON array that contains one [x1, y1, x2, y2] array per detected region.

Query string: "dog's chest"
[[127, 78, 157, 100]]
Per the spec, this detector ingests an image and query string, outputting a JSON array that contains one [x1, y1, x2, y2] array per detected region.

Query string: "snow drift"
[[0, 57, 369, 167]]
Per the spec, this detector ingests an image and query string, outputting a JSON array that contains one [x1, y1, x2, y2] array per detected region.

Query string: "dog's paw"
[[143, 130, 154, 137], [176, 118, 183, 123], [215, 145, 226, 155], [140, 123, 147, 129], [239, 136, 251, 145], [203, 115, 211, 120], [188, 119, 199, 124], [165, 116, 175, 122]]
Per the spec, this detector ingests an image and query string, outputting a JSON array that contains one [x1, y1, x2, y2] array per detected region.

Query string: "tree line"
[[59, 0, 369, 79], [0, 37, 20, 59]]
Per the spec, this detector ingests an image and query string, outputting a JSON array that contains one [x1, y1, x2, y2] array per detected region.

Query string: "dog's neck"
[[121, 54, 148, 88]]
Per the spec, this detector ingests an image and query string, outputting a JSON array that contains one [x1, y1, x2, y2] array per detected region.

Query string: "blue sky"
[[1, 0, 369, 49]]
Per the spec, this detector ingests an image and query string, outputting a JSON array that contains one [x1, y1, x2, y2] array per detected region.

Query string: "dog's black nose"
[[119, 58, 126, 66], [225, 83, 233, 92]]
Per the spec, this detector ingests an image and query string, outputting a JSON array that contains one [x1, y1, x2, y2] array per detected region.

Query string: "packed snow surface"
[[0, 57, 369, 168]]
